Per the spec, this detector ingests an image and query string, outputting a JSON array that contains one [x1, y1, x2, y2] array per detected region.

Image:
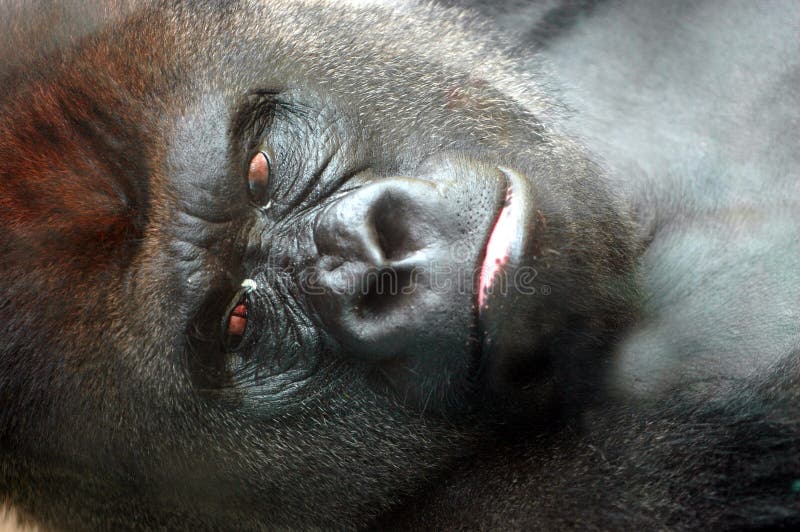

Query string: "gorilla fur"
[[1, 0, 799, 530]]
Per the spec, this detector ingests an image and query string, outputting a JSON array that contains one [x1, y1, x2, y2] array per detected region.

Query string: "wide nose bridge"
[[296, 177, 457, 360], [313, 178, 442, 270], [246, 178, 441, 286]]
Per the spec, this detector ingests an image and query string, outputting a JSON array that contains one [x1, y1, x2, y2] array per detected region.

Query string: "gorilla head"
[[0, 0, 646, 529]]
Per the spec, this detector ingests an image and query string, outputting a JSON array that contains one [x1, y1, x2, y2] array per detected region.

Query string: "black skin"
[[0, 0, 798, 530]]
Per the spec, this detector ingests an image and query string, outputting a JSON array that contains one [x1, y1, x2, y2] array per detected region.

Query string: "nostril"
[[356, 267, 416, 318], [370, 193, 423, 262]]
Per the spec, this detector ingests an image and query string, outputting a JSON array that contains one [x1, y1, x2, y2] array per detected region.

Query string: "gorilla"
[[0, 0, 798, 529]]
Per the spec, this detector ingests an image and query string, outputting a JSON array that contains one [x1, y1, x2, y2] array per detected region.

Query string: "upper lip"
[[477, 167, 527, 311], [475, 166, 535, 356]]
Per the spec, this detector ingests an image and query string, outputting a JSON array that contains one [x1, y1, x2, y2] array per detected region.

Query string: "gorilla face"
[[0, 1, 639, 528], [172, 4, 638, 417]]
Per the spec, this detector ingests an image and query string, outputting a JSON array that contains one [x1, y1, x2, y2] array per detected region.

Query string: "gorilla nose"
[[304, 162, 505, 366], [314, 178, 437, 270], [309, 179, 447, 360]]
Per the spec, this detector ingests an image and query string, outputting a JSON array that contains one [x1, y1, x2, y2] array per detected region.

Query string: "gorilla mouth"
[[478, 167, 534, 312], [476, 167, 538, 369], [478, 177, 517, 308]]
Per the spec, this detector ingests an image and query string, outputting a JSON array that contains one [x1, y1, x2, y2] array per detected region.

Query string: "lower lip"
[[478, 186, 522, 308]]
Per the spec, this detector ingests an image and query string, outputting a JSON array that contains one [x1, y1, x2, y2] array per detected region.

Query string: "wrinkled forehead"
[[166, 0, 551, 150]]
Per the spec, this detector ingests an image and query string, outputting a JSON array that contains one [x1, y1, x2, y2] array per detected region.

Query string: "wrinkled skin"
[[1, 0, 799, 530]]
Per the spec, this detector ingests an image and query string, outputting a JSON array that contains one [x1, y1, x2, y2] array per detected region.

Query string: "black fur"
[[1, 1, 798, 530]]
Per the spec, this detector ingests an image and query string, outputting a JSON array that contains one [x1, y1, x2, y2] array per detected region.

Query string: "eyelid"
[[246, 147, 274, 208], [257, 147, 275, 213], [230, 89, 280, 159], [259, 146, 276, 166]]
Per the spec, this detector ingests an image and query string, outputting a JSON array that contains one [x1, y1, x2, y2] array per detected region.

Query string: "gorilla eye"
[[221, 281, 257, 352], [246, 150, 272, 207]]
